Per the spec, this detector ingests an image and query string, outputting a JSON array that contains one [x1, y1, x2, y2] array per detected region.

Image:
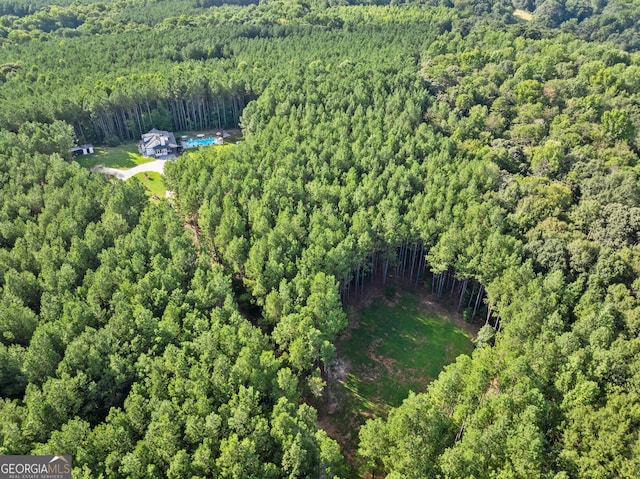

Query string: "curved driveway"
[[95, 159, 168, 180]]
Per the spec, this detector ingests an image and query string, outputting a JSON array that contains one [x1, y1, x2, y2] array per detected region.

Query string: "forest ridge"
[[2, 0, 640, 478]]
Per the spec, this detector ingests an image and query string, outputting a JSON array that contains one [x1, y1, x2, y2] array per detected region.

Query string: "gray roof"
[[141, 129, 178, 149]]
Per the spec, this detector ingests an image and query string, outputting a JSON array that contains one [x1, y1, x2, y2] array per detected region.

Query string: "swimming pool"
[[182, 137, 222, 148]]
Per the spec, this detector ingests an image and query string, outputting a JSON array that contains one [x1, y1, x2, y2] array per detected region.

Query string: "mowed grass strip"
[[74, 143, 154, 169], [132, 171, 166, 200], [335, 292, 473, 425]]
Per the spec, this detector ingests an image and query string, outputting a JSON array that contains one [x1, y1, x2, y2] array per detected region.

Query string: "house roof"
[[140, 129, 178, 149]]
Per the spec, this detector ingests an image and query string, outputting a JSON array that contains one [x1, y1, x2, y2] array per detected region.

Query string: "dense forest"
[[2, 0, 640, 477]]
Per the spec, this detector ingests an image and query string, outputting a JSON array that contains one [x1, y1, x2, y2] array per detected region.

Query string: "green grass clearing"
[[323, 292, 473, 471], [74, 143, 154, 169], [513, 8, 533, 21], [132, 171, 166, 201]]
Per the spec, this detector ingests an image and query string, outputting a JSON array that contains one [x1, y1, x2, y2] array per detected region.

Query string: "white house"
[[138, 129, 178, 157]]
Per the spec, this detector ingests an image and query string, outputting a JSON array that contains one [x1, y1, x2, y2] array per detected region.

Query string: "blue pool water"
[[183, 138, 220, 148]]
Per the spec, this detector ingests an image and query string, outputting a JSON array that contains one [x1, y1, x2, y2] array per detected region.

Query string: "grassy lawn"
[[324, 292, 473, 472], [74, 143, 154, 170], [132, 171, 166, 200]]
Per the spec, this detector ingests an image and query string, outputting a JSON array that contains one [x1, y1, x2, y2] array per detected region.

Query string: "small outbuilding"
[[70, 144, 94, 157]]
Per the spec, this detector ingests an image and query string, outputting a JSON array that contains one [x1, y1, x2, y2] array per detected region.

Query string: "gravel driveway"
[[94, 159, 168, 180]]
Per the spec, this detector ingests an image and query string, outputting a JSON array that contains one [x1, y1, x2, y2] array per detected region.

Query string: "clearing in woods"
[[320, 291, 475, 474], [513, 8, 534, 21]]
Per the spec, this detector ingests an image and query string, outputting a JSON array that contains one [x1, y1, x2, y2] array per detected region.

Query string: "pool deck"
[[181, 135, 224, 149]]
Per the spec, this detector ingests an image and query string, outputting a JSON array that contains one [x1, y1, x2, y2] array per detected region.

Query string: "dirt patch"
[[367, 338, 383, 359], [367, 339, 397, 378], [513, 8, 533, 22], [359, 364, 380, 383], [379, 356, 396, 377], [325, 357, 351, 414]]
